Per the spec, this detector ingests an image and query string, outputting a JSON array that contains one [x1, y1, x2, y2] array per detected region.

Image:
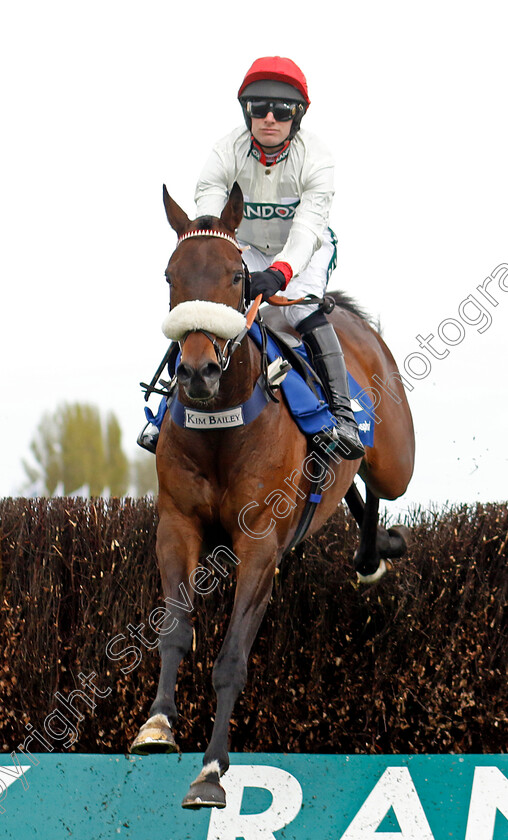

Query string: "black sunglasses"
[[246, 100, 302, 122]]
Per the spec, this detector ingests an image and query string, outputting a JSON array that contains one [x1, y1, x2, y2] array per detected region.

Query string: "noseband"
[[185, 325, 239, 373]]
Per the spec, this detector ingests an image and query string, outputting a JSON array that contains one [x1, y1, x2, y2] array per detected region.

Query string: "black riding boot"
[[137, 421, 159, 454], [298, 313, 365, 460]]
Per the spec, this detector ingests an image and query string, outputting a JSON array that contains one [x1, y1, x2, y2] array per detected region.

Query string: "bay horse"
[[130, 183, 415, 808]]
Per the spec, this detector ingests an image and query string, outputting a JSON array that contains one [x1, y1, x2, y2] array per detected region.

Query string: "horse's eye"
[[233, 271, 243, 285], [165, 272, 172, 286]]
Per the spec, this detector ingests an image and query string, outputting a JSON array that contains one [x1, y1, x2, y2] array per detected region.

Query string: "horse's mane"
[[328, 290, 378, 329]]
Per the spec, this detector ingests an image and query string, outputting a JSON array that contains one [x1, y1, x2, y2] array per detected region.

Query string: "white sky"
[[1, 1, 507, 518]]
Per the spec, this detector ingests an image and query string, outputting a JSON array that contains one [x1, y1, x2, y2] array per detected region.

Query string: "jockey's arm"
[[194, 144, 232, 218], [273, 155, 335, 280]]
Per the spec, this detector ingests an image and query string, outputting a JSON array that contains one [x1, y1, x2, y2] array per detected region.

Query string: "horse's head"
[[161, 184, 247, 402]]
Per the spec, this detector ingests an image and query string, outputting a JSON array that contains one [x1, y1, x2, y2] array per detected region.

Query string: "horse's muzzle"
[[176, 360, 222, 401]]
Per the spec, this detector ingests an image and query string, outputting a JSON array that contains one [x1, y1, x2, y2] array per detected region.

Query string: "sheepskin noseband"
[[162, 300, 247, 341]]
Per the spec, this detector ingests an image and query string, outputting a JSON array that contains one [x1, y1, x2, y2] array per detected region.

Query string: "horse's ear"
[[220, 182, 244, 234], [163, 185, 190, 236]]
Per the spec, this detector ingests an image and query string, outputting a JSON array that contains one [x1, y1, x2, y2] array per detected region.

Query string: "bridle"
[[169, 228, 334, 374], [142, 228, 334, 400], [173, 229, 253, 373]]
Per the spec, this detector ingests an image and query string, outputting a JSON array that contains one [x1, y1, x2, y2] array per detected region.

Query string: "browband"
[[177, 230, 243, 253]]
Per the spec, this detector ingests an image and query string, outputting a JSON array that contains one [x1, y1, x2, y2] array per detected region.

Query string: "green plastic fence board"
[[0, 753, 507, 839]]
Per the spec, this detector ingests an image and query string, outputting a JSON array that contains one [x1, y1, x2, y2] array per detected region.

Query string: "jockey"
[[194, 56, 364, 459], [138, 56, 364, 460]]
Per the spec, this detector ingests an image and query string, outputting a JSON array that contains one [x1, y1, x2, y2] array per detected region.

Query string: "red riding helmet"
[[238, 56, 310, 139]]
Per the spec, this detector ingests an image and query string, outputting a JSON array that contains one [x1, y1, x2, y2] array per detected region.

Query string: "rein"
[[175, 229, 334, 311], [173, 229, 334, 368]]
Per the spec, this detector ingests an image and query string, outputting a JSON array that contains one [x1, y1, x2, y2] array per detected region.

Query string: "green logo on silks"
[[0, 754, 507, 839], [244, 200, 300, 220]]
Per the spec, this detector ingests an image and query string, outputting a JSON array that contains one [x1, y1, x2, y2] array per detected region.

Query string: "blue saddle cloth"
[[247, 323, 374, 447], [145, 326, 374, 448]]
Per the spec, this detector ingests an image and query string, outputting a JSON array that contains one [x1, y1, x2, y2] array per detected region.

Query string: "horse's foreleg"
[[130, 510, 201, 755], [181, 543, 277, 809]]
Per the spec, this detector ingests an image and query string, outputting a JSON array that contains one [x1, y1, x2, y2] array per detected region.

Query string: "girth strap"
[[285, 447, 331, 553]]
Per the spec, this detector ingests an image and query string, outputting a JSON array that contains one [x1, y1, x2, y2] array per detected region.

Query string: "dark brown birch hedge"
[[0, 497, 506, 754]]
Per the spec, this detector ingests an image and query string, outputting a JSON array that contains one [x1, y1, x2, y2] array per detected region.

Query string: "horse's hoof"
[[130, 714, 178, 755], [181, 781, 227, 809], [357, 558, 392, 584]]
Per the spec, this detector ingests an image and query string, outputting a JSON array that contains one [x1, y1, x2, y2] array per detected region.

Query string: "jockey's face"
[[251, 111, 293, 151]]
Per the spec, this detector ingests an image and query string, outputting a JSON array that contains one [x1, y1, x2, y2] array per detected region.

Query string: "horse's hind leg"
[[344, 482, 366, 527], [346, 483, 409, 583]]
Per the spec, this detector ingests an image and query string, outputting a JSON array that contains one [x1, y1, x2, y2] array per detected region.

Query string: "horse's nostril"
[[176, 362, 193, 384], [200, 362, 221, 383]]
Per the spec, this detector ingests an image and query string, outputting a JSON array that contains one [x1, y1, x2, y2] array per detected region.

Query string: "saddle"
[[249, 319, 375, 446]]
